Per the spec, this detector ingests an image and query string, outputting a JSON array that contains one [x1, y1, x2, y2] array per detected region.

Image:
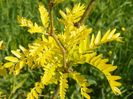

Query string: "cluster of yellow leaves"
[[59, 3, 85, 29], [4, 45, 28, 75], [38, 3, 49, 29], [0, 62, 7, 76], [83, 52, 121, 94], [0, 41, 6, 76], [70, 72, 91, 99], [60, 73, 68, 99], [17, 16, 46, 34], [3, 2, 122, 99], [88, 29, 122, 49], [27, 82, 44, 99]]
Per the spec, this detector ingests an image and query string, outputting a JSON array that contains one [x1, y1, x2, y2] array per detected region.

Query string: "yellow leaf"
[[19, 61, 24, 69], [103, 66, 117, 73], [18, 16, 45, 34], [17, 16, 33, 27], [59, 3, 85, 25], [42, 35, 48, 42], [59, 10, 67, 20], [85, 52, 97, 62], [101, 29, 111, 42], [113, 87, 122, 95], [95, 31, 101, 45], [19, 45, 27, 52], [112, 33, 120, 39], [72, 3, 85, 23], [11, 50, 21, 58], [90, 34, 95, 48], [93, 57, 102, 66], [108, 76, 121, 81], [4, 62, 14, 68], [35, 82, 42, 94], [111, 81, 122, 87], [31, 89, 38, 99], [60, 73, 68, 99], [70, 72, 91, 99], [28, 23, 45, 34], [79, 40, 84, 53], [39, 3, 49, 28], [90, 54, 103, 64], [14, 64, 21, 75], [81, 90, 90, 99], [41, 64, 57, 85], [107, 29, 116, 39], [27, 93, 34, 99], [0, 40, 4, 50], [5, 56, 18, 62], [0, 65, 7, 76]]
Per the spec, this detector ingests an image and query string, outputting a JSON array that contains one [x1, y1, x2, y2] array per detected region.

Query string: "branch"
[[51, 34, 67, 68], [48, 0, 67, 68], [49, 1, 54, 36], [48, 1, 67, 98], [75, 0, 96, 27]]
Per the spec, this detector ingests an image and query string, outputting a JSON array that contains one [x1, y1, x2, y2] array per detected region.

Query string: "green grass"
[[0, 0, 133, 99]]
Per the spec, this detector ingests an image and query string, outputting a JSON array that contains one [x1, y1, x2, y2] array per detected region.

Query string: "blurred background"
[[0, 0, 133, 99]]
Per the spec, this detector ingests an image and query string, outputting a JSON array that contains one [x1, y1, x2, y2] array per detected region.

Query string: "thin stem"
[[75, 0, 96, 27], [49, 1, 54, 36], [49, 1, 67, 99], [51, 84, 60, 99], [49, 0, 67, 69], [52, 34, 67, 68]]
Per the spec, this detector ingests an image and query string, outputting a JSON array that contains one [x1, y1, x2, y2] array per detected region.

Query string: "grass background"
[[0, 0, 133, 99]]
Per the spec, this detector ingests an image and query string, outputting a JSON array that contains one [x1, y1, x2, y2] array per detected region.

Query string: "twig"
[[48, 1, 67, 98], [51, 84, 60, 99], [75, 0, 96, 27], [51, 34, 67, 68], [49, 0, 54, 36], [48, 0, 67, 69]]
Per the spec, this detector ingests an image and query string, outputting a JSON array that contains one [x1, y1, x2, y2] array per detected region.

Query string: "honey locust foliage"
[[3, 1, 122, 99]]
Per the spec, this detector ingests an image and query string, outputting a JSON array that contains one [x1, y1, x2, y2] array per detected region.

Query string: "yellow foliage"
[[41, 63, 58, 85], [27, 82, 44, 99], [78, 29, 122, 51], [38, 3, 49, 28], [0, 63, 7, 76], [60, 73, 68, 99], [60, 3, 85, 24], [70, 72, 91, 99], [17, 16, 46, 34], [82, 52, 122, 94], [3, 2, 122, 99], [4, 46, 28, 75]]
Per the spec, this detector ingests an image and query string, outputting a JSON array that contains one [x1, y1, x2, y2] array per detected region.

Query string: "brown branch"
[[48, 1, 67, 98], [49, 1, 54, 36], [51, 34, 67, 68], [48, 0, 67, 69], [75, 0, 96, 27]]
